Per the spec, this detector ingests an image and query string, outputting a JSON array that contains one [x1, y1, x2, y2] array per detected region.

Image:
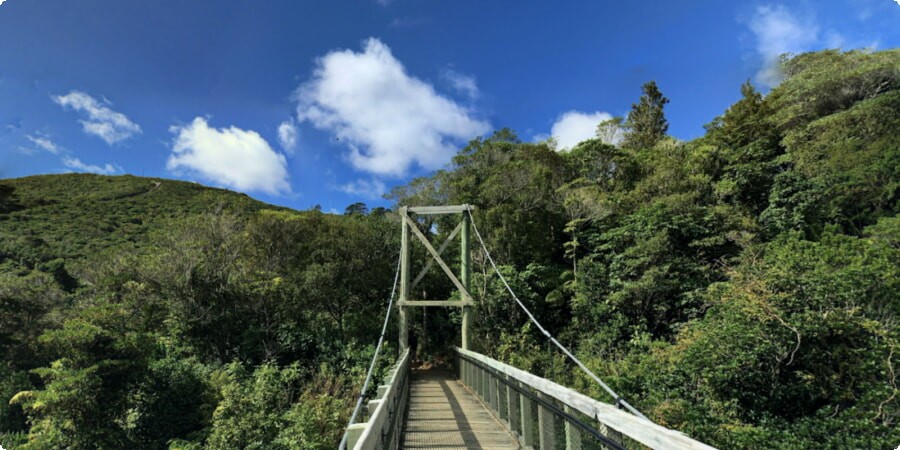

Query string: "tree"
[[344, 202, 368, 216], [623, 81, 670, 149], [595, 116, 625, 146]]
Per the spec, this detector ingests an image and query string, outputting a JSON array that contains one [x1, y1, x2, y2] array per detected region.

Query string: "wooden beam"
[[398, 300, 474, 307], [461, 211, 472, 350], [399, 207, 410, 352], [404, 216, 473, 301], [407, 205, 475, 215], [410, 221, 462, 291]]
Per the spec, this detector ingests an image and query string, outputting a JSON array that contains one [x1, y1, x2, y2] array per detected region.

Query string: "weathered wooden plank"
[[407, 205, 475, 215], [454, 347, 718, 450], [397, 300, 474, 307]]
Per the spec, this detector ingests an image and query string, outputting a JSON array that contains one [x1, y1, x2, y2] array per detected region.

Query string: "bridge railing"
[[455, 347, 717, 450], [345, 349, 410, 450]]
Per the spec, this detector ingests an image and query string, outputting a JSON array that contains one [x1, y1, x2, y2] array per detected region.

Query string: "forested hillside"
[[393, 48, 900, 449], [1, 48, 898, 449]]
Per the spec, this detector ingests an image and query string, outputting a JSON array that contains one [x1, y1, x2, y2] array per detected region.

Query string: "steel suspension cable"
[[338, 253, 402, 450], [465, 206, 650, 421]]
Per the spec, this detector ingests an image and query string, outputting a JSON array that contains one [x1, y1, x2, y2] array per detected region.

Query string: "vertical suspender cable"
[[338, 253, 402, 450], [465, 206, 650, 421]]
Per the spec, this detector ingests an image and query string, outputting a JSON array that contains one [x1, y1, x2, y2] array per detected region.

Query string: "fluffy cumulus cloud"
[[548, 111, 612, 151], [52, 91, 142, 144], [339, 178, 387, 199], [295, 38, 490, 176], [277, 119, 298, 154], [167, 117, 290, 195], [441, 68, 479, 100], [62, 157, 120, 175]]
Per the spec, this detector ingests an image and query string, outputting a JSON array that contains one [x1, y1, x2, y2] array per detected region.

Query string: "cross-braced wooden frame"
[[398, 205, 474, 351]]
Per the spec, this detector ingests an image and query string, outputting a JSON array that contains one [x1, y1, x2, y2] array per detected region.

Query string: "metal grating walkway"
[[401, 369, 519, 450]]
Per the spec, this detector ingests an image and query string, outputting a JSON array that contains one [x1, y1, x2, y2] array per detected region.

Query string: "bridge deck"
[[401, 370, 519, 450]]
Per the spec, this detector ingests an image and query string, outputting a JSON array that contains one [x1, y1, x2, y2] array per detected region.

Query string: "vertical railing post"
[[564, 405, 581, 450], [399, 207, 409, 352], [520, 383, 535, 447], [482, 366, 488, 401], [498, 375, 508, 424], [506, 375, 519, 435], [460, 357, 466, 385], [494, 374, 502, 416], [484, 369, 497, 411], [598, 421, 624, 446], [538, 392, 556, 450]]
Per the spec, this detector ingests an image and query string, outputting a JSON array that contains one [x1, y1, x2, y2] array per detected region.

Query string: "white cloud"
[[441, 68, 479, 100], [52, 91, 142, 144], [548, 111, 612, 151], [748, 5, 819, 87], [25, 134, 60, 154], [745, 5, 880, 87], [62, 157, 120, 175], [339, 178, 387, 199], [167, 117, 290, 195], [295, 38, 490, 176], [277, 119, 298, 154]]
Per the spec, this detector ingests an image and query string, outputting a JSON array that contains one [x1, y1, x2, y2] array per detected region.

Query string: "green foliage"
[[620, 228, 899, 448], [206, 363, 352, 450], [0, 363, 31, 434], [0, 174, 396, 448], [623, 81, 670, 149]]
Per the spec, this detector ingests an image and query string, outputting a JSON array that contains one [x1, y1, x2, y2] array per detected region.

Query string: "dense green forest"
[[1, 48, 898, 449]]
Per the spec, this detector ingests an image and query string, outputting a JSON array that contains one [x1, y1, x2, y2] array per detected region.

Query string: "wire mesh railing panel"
[[457, 352, 633, 450], [455, 348, 719, 450]]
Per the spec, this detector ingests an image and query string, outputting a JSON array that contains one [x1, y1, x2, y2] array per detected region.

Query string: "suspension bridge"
[[340, 206, 717, 450]]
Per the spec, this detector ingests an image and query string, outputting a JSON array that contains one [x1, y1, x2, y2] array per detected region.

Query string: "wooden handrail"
[[346, 349, 411, 450], [454, 347, 718, 450]]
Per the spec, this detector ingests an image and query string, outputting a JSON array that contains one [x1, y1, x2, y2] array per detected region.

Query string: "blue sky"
[[1, 0, 898, 212]]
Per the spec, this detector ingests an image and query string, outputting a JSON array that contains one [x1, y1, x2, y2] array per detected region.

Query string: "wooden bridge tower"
[[398, 205, 474, 351]]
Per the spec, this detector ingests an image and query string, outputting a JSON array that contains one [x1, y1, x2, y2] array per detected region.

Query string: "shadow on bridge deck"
[[401, 369, 519, 450]]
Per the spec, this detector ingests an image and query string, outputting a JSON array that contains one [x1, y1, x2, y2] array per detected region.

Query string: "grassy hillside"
[[0, 174, 275, 275]]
